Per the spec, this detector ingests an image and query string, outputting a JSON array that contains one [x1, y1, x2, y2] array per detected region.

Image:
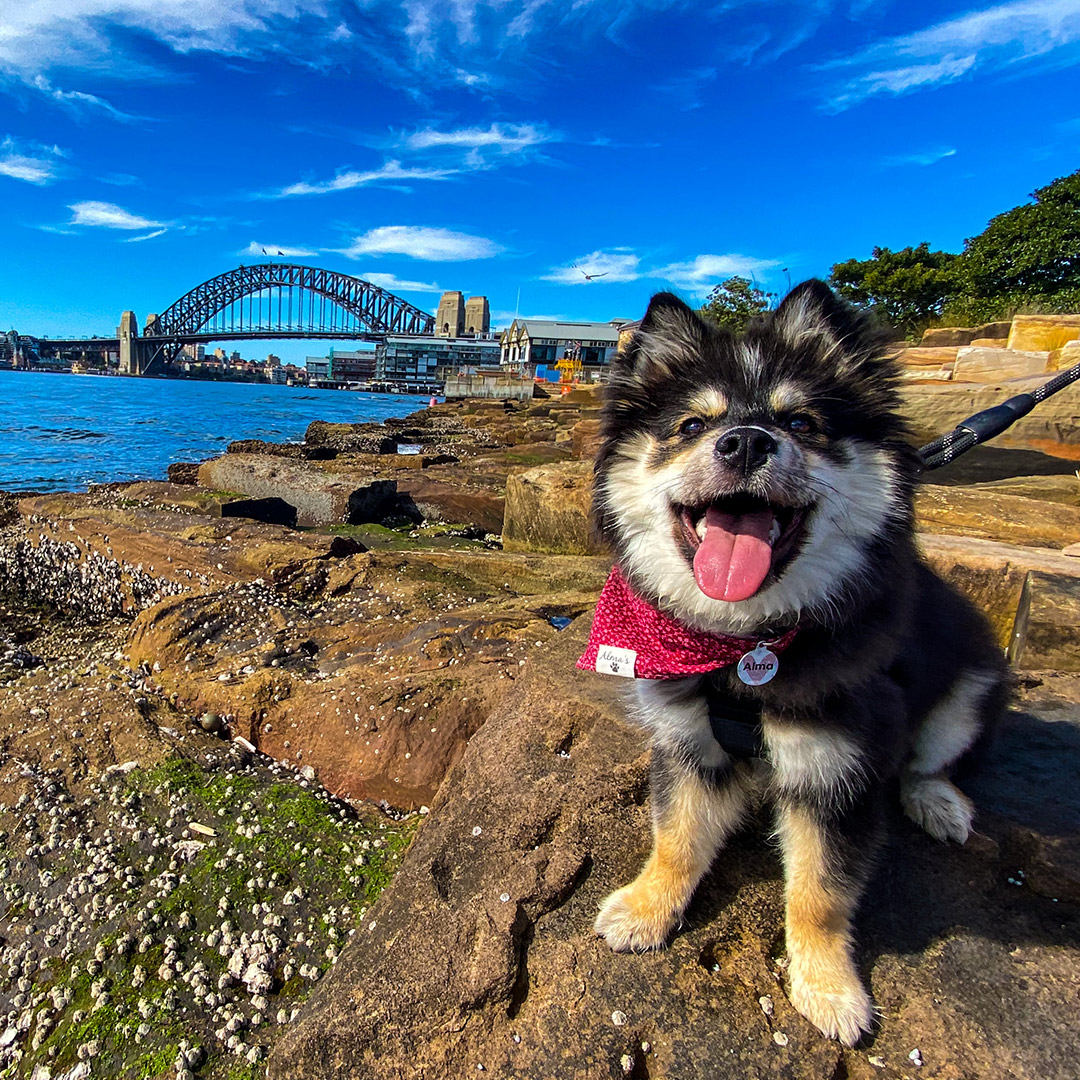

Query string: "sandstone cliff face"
[[269, 620, 1080, 1080]]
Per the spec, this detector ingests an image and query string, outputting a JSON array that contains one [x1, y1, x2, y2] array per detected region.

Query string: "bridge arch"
[[149, 263, 435, 340]]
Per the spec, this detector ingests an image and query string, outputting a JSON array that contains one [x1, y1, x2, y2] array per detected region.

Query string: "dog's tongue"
[[693, 505, 774, 602]]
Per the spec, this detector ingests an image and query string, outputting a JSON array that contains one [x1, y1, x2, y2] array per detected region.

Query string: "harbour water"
[[0, 371, 429, 493]]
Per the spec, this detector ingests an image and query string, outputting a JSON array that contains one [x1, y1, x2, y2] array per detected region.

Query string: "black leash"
[[918, 357, 1080, 471]]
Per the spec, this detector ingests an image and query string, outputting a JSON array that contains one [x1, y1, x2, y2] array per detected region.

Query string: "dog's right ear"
[[620, 292, 707, 379]]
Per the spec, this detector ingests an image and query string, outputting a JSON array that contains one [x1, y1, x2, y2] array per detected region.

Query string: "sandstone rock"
[[966, 475, 1080, 508], [166, 462, 200, 485], [894, 346, 959, 368], [197, 454, 398, 527], [919, 323, 1010, 348], [570, 418, 602, 460], [901, 379, 1080, 460], [127, 548, 608, 806], [1049, 339, 1080, 371], [8, 491, 367, 615], [919, 328, 974, 348], [304, 420, 396, 455], [1007, 314, 1080, 353], [915, 484, 1080, 549], [952, 347, 1050, 383], [269, 618, 1080, 1080], [969, 337, 1009, 349], [1009, 571, 1080, 671], [396, 478, 505, 534], [227, 438, 336, 460], [562, 386, 603, 404], [502, 460, 601, 555], [917, 533, 1080, 648]]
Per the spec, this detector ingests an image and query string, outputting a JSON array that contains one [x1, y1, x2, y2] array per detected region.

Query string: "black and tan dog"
[[587, 282, 1007, 1045]]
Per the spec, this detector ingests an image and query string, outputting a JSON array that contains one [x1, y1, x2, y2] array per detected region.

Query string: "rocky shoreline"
[[2, 384, 1080, 1079]]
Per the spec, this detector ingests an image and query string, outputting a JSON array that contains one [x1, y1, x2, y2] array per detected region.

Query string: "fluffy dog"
[[584, 282, 1007, 1045]]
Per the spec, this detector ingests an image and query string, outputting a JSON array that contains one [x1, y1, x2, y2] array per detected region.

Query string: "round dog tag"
[[737, 643, 779, 686]]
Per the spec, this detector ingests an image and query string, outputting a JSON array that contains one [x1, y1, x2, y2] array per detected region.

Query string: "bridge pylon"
[[118, 311, 141, 375]]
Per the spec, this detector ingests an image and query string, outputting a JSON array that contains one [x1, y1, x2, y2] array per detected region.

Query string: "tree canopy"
[[828, 167, 1080, 332], [698, 276, 775, 332], [954, 168, 1080, 314], [829, 243, 958, 336]]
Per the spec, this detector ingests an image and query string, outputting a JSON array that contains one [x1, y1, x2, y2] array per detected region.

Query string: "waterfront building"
[[499, 319, 624, 372], [304, 348, 378, 386], [377, 334, 501, 391]]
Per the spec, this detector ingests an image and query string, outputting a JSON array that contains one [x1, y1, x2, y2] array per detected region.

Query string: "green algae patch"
[[0, 748, 417, 1080]]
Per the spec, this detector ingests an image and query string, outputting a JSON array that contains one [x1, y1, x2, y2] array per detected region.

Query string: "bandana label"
[[595, 645, 638, 679]]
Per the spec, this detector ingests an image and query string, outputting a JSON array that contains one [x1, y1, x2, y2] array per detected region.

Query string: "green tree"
[[698, 276, 775, 332], [952, 167, 1080, 316], [828, 243, 959, 336]]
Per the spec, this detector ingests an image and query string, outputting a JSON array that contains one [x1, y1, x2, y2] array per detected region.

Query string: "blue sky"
[[2, 0, 1080, 364]]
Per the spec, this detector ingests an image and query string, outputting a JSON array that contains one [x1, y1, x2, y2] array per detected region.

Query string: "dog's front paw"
[[900, 775, 974, 844], [594, 883, 678, 952], [787, 961, 875, 1047]]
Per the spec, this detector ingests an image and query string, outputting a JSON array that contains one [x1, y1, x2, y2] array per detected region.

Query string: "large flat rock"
[[269, 619, 1080, 1080], [198, 453, 398, 527], [916, 484, 1080, 549], [126, 547, 610, 807], [502, 460, 601, 555], [1010, 571, 1080, 671], [918, 532, 1080, 648], [952, 347, 1050, 382], [900, 379, 1080, 460], [1007, 314, 1080, 353]]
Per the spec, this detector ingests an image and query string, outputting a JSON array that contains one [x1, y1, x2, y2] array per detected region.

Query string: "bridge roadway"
[[33, 329, 410, 351], [16, 263, 439, 375]]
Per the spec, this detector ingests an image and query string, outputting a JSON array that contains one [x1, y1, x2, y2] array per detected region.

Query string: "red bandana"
[[577, 566, 798, 681]]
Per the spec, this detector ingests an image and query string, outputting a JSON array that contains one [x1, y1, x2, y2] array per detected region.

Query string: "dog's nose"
[[715, 426, 778, 473]]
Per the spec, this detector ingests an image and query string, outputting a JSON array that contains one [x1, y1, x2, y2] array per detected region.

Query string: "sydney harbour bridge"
[[6, 264, 436, 376]]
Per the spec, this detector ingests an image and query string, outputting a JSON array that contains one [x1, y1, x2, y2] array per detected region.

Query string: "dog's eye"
[[679, 417, 706, 436], [786, 414, 814, 434]]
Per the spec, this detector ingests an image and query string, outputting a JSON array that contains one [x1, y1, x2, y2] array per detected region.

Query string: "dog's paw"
[[787, 963, 875, 1047], [594, 884, 677, 953], [900, 774, 974, 844]]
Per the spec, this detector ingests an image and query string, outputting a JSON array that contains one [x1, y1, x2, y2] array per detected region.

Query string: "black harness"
[[706, 686, 765, 760]]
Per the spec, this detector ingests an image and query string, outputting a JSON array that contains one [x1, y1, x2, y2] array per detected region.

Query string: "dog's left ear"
[[773, 279, 886, 373], [620, 292, 707, 379]]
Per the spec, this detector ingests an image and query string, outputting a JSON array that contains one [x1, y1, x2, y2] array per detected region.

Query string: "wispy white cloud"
[[655, 253, 781, 297], [240, 241, 318, 257], [31, 76, 139, 122], [884, 146, 957, 167], [124, 227, 168, 242], [0, 136, 67, 184], [490, 309, 566, 326], [3, 2, 325, 74], [0, 1, 694, 105], [276, 159, 459, 197], [68, 200, 165, 230], [340, 225, 503, 261], [542, 249, 642, 284], [821, 0, 1080, 111], [403, 122, 556, 153], [359, 271, 442, 292]]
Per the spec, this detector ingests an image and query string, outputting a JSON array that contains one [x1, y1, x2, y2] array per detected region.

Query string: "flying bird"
[[277, 250, 285, 256], [573, 264, 609, 281], [261, 247, 267, 254]]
